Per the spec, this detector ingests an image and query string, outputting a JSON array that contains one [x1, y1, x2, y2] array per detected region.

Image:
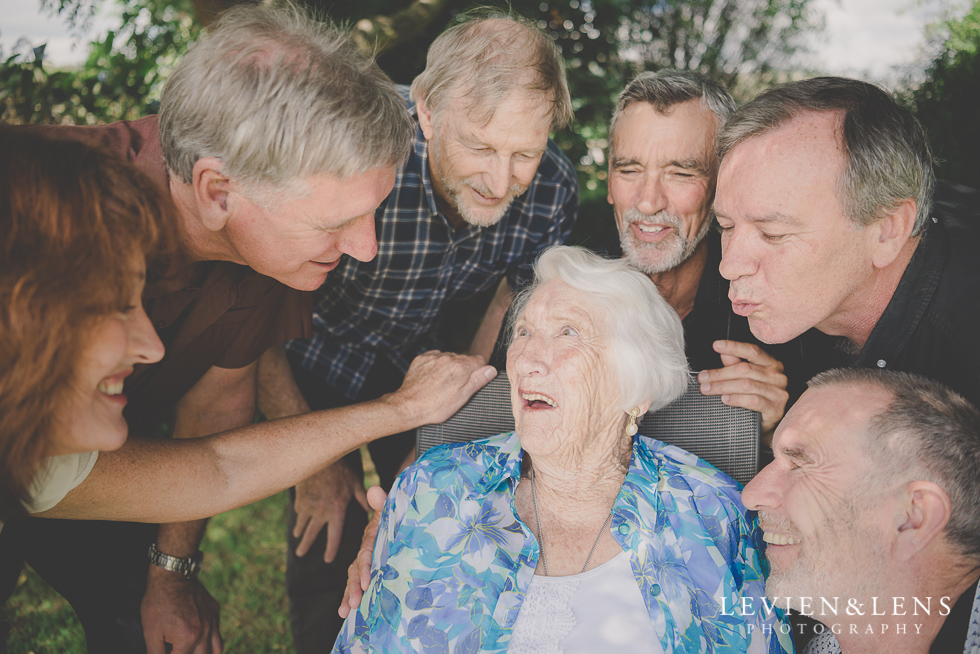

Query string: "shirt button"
[[617, 524, 630, 535], [651, 584, 661, 596], [932, 216, 938, 223], [877, 359, 887, 368]]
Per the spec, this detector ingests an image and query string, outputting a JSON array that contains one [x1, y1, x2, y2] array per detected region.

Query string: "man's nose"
[[485, 156, 515, 199], [718, 227, 757, 281], [636, 175, 667, 217], [741, 461, 783, 512], [337, 213, 378, 263]]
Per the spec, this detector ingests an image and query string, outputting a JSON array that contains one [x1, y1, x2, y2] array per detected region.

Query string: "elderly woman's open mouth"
[[333, 246, 794, 654], [519, 391, 557, 409]]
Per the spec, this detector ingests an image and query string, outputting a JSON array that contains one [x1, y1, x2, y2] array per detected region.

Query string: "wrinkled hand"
[[142, 568, 222, 654], [390, 351, 496, 426], [339, 486, 387, 619], [294, 461, 369, 562], [697, 340, 789, 438]]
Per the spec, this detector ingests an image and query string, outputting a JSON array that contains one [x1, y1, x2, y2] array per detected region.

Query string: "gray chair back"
[[417, 372, 760, 486]]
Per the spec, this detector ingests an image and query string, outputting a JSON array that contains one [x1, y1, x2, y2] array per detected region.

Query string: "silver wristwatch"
[[147, 543, 203, 580]]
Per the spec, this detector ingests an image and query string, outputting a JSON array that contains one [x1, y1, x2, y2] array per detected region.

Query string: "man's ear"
[[871, 198, 917, 269], [416, 95, 436, 142], [191, 157, 233, 232], [893, 480, 952, 562]]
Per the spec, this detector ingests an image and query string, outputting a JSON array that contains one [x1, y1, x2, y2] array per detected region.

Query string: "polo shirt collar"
[[855, 215, 946, 368]]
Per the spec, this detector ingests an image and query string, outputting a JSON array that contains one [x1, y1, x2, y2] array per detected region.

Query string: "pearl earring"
[[626, 407, 640, 436]]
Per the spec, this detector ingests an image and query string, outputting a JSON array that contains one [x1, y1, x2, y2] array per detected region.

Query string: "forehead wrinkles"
[[614, 103, 717, 161], [521, 299, 600, 335], [440, 83, 551, 124], [520, 284, 606, 335]]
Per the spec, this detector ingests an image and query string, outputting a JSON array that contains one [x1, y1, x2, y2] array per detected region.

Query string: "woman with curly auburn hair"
[[0, 128, 176, 522], [0, 129, 492, 530]]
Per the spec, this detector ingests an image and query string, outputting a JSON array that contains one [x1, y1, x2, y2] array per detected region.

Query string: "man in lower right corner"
[[742, 367, 980, 654]]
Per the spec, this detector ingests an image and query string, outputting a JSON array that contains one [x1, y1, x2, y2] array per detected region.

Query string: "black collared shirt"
[[827, 181, 980, 409], [807, 181, 980, 652]]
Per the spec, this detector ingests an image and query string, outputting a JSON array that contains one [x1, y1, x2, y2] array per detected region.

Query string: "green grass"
[[4, 568, 81, 653], [6, 450, 379, 653]]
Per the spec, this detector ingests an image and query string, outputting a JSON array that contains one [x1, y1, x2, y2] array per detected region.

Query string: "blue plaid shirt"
[[286, 95, 578, 398]]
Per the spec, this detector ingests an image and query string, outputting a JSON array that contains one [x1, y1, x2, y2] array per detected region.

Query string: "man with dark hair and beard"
[[604, 69, 830, 438]]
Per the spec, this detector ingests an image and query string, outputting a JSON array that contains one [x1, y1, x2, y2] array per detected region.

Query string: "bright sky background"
[[0, 0, 971, 88], [0, 1, 115, 67], [802, 0, 968, 83]]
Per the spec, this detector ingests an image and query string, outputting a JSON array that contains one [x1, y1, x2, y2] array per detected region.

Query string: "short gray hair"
[[809, 368, 980, 562], [717, 77, 935, 236], [609, 69, 736, 149], [410, 7, 572, 130], [509, 246, 689, 412], [159, 3, 413, 195]]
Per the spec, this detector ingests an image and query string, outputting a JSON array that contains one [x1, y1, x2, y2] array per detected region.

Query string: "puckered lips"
[[97, 369, 133, 406], [630, 221, 673, 243], [728, 288, 761, 317], [519, 389, 558, 411]]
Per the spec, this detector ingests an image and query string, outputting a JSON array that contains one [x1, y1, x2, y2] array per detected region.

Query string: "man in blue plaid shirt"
[[260, 11, 578, 650]]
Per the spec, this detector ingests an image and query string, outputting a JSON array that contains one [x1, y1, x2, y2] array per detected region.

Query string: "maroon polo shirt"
[[28, 117, 312, 434]]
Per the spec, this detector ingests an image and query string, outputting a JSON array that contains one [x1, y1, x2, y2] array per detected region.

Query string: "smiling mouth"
[[521, 392, 557, 409], [631, 222, 674, 242], [97, 379, 125, 396], [469, 186, 502, 204], [762, 531, 802, 546], [97, 369, 133, 398]]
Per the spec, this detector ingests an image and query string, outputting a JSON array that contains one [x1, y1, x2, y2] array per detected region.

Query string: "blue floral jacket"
[[334, 433, 794, 654]]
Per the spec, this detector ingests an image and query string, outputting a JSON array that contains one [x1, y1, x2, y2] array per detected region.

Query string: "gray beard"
[[433, 147, 526, 228], [444, 180, 519, 227], [618, 208, 710, 275], [760, 506, 888, 618]]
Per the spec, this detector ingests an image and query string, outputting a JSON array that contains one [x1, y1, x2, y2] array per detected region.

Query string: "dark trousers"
[[285, 357, 415, 653], [0, 517, 155, 653]]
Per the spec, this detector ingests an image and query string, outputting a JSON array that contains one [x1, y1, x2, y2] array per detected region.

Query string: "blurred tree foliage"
[[902, 1, 980, 187], [2, 0, 822, 231], [0, 0, 198, 125]]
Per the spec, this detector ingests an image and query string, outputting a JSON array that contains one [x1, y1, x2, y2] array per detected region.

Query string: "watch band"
[[147, 543, 203, 580]]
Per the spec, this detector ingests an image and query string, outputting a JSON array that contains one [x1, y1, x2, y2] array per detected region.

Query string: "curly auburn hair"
[[0, 128, 179, 521]]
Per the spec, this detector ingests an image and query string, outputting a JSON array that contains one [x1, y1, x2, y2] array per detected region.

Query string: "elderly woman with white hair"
[[334, 246, 792, 654]]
